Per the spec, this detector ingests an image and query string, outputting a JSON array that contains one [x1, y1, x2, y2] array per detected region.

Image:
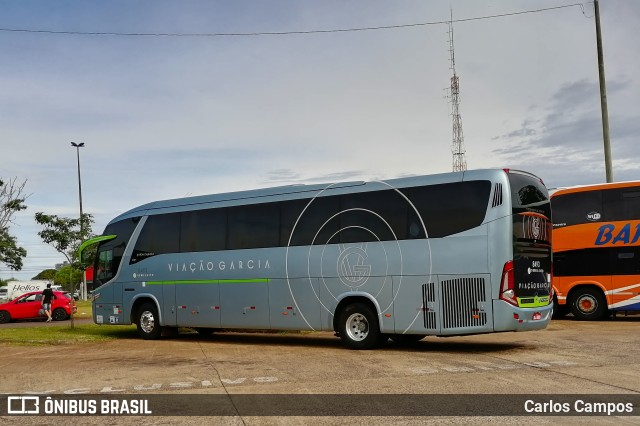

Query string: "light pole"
[[71, 142, 86, 301], [594, 0, 613, 183]]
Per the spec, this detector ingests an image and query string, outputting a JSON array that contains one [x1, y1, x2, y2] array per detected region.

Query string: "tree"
[[0, 177, 28, 271], [53, 265, 83, 291], [33, 269, 57, 281], [36, 212, 95, 328], [35, 212, 94, 267], [0, 277, 17, 287], [0, 228, 27, 271], [35, 212, 94, 296]]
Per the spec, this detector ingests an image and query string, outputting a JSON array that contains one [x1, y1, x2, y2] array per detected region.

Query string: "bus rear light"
[[500, 260, 518, 306]]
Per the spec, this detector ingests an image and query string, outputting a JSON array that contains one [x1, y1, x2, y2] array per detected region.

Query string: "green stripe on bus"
[[146, 279, 271, 285], [517, 295, 550, 308]]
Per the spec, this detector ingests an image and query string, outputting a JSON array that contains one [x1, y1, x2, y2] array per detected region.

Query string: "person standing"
[[42, 283, 54, 322]]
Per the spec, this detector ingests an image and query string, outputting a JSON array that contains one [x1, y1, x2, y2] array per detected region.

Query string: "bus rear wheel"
[[136, 302, 162, 339], [337, 302, 384, 350], [570, 288, 608, 321]]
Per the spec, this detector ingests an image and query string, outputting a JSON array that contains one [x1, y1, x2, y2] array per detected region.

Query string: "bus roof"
[[108, 168, 531, 224], [550, 180, 640, 198]]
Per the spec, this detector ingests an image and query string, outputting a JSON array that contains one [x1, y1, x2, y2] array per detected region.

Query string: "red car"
[[0, 290, 77, 323]]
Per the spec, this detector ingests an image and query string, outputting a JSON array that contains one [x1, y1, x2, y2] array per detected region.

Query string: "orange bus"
[[551, 181, 640, 320]]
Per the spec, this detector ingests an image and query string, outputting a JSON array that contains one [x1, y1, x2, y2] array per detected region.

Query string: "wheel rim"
[[345, 313, 369, 342], [140, 311, 156, 334], [577, 295, 597, 314]]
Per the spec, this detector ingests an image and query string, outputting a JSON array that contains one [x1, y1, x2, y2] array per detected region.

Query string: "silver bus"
[[80, 169, 553, 349]]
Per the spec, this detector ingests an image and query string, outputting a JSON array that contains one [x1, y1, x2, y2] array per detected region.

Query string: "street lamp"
[[71, 142, 86, 301]]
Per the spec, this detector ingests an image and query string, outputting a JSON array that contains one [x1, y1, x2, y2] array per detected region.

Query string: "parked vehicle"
[[551, 181, 640, 320], [0, 291, 77, 323], [4, 280, 50, 300]]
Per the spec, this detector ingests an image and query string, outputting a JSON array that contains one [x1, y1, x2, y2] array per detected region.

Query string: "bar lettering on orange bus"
[[595, 223, 640, 246]]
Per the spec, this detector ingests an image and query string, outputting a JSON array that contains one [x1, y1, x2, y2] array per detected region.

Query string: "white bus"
[[80, 169, 552, 349]]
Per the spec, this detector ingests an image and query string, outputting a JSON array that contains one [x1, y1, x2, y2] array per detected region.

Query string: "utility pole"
[[594, 0, 613, 182], [71, 142, 87, 301], [448, 10, 467, 172]]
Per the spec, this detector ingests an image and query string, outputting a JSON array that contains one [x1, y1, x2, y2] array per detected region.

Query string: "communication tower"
[[448, 13, 467, 172]]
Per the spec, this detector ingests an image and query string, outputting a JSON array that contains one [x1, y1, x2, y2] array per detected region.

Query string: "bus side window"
[[554, 191, 603, 226], [622, 191, 640, 219], [614, 248, 640, 275], [603, 189, 640, 222]]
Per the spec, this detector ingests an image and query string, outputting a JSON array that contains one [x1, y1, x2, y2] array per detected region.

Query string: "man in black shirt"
[[42, 284, 54, 322]]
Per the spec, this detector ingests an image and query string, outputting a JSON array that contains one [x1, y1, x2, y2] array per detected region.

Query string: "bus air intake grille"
[[421, 282, 437, 330], [441, 277, 487, 329], [491, 183, 503, 207]]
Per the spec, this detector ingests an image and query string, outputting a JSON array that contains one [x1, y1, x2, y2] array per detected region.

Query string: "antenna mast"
[[448, 10, 467, 172]]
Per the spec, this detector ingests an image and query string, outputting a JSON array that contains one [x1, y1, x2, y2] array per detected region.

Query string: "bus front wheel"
[[570, 288, 608, 321], [337, 302, 384, 350], [136, 302, 162, 339]]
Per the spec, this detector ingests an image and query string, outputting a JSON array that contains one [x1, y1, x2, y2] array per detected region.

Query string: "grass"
[[74, 299, 93, 318], [0, 324, 138, 346], [0, 299, 137, 346], [0, 300, 320, 346]]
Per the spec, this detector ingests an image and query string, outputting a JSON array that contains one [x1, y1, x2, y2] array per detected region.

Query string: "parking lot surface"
[[1, 317, 639, 424]]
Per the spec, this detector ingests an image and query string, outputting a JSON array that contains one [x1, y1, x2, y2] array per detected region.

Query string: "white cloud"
[[2, 0, 639, 279]]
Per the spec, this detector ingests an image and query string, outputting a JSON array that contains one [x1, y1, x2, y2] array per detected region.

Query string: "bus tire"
[[570, 287, 608, 321], [136, 302, 162, 340], [337, 302, 383, 350], [389, 334, 427, 345]]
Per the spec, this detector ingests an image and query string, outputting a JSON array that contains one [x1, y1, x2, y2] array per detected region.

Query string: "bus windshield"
[[94, 217, 139, 288], [508, 171, 552, 306]]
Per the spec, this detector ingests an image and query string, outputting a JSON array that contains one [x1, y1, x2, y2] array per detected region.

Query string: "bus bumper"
[[93, 303, 128, 325], [493, 300, 553, 332]]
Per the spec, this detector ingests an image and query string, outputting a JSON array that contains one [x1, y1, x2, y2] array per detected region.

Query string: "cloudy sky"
[[1, 0, 639, 280]]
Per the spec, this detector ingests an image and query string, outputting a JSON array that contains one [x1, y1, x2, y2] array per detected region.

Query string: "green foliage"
[[0, 277, 16, 286], [0, 324, 137, 346], [0, 177, 28, 271], [0, 228, 27, 270], [35, 212, 95, 265], [53, 264, 83, 291], [33, 269, 57, 281], [35, 212, 95, 292]]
